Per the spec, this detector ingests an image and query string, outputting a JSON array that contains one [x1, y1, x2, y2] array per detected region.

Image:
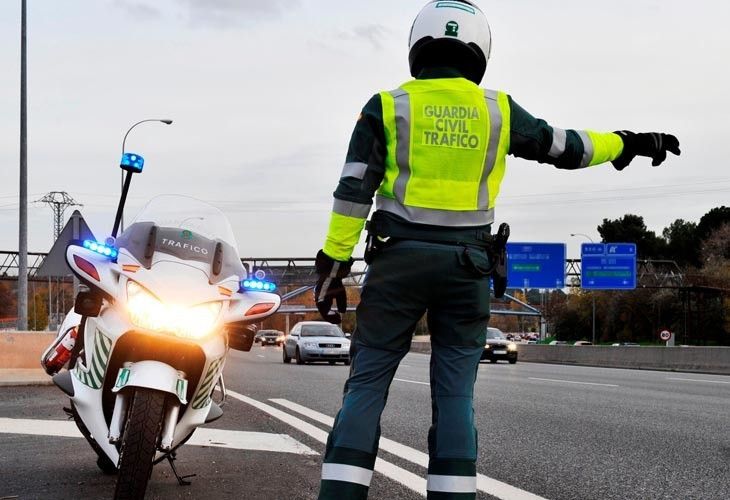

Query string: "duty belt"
[[364, 213, 511, 298], [365, 217, 492, 249]]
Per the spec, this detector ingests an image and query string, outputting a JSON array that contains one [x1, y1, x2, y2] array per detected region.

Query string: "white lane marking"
[[668, 377, 730, 385], [227, 390, 427, 497], [0, 417, 316, 455], [269, 399, 547, 500], [0, 417, 78, 438], [189, 428, 317, 455], [393, 377, 429, 386], [529, 377, 619, 388], [257, 355, 265, 358]]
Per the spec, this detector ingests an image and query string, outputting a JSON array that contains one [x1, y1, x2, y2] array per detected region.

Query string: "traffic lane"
[[0, 386, 321, 500], [389, 359, 729, 500], [397, 353, 730, 399], [238, 346, 729, 500], [474, 359, 730, 398], [229, 346, 350, 417]]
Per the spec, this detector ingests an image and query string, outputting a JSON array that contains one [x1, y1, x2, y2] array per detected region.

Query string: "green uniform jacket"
[[323, 69, 624, 261]]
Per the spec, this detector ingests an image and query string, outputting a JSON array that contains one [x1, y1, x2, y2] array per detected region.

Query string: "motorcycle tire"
[[114, 388, 166, 500]]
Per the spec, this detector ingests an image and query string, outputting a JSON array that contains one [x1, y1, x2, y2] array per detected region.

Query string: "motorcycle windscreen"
[[115, 195, 245, 283]]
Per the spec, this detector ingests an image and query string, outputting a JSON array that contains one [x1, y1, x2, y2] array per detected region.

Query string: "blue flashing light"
[[241, 279, 276, 292], [120, 152, 145, 173], [83, 240, 118, 260]]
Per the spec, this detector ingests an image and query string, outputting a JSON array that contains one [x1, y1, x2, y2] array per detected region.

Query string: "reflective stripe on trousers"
[[321, 463, 373, 486], [427, 474, 477, 494]]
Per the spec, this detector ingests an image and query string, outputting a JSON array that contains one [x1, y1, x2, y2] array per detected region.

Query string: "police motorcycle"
[[41, 152, 280, 499]]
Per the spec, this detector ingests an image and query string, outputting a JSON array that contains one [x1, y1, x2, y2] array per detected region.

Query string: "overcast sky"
[[1, 0, 728, 260]]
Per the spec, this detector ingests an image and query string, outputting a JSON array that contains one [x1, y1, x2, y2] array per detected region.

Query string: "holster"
[[363, 231, 389, 264], [488, 223, 510, 299]]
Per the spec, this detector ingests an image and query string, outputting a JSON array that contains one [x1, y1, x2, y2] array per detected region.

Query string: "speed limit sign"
[[660, 330, 672, 341]]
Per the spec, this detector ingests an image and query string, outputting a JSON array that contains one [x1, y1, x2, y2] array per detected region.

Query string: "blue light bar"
[[241, 279, 276, 292], [83, 240, 118, 259], [120, 152, 145, 173]]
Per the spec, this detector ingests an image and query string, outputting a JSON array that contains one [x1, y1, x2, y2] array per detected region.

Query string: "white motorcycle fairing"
[[54, 196, 281, 497]]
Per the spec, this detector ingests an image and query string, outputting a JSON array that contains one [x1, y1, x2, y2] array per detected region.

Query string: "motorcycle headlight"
[[126, 281, 222, 340]]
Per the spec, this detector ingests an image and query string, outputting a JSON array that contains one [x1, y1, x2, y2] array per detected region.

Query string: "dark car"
[[481, 327, 518, 364], [258, 329, 285, 346]]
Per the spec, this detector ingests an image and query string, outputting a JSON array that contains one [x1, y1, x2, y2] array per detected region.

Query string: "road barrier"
[[410, 339, 730, 375], [1, 332, 56, 369]]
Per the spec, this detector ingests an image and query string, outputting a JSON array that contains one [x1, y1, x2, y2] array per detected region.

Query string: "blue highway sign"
[[581, 243, 637, 290], [506, 242, 566, 289]]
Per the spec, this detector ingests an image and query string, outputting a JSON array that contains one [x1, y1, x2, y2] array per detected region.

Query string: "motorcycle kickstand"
[[166, 452, 196, 486]]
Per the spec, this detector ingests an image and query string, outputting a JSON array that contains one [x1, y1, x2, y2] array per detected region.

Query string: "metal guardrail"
[[0, 251, 687, 290]]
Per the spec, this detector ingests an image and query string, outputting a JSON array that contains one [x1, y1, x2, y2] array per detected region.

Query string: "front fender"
[[112, 360, 188, 404]]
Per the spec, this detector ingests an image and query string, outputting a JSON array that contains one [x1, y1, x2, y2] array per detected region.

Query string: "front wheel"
[[509, 359, 517, 364], [114, 388, 166, 500], [295, 347, 305, 365], [283, 346, 291, 364]]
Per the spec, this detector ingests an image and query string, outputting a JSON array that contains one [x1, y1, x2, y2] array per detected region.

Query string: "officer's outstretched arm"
[[507, 97, 680, 170]]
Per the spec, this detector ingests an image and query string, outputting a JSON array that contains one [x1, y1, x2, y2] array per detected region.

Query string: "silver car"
[[282, 321, 351, 365]]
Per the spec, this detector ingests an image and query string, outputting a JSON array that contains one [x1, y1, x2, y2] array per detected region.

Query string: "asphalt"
[[1, 345, 728, 500]]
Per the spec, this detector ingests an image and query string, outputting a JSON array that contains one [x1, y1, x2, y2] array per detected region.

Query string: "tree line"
[[533, 206, 729, 345]]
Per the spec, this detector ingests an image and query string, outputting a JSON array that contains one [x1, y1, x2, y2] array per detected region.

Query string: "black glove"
[[612, 131, 681, 171], [314, 250, 353, 325]]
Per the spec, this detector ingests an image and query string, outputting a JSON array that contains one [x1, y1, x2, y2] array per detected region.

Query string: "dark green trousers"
[[319, 241, 490, 499]]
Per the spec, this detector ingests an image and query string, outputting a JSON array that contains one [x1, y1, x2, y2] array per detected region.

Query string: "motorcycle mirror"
[[120, 152, 145, 173], [227, 324, 256, 352], [74, 290, 103, 317]]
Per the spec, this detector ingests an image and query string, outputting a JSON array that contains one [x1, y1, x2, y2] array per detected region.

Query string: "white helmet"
[[408, 0, 492, 84]]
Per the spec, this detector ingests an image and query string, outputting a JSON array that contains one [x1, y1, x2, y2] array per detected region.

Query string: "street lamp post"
[[570, 233, 597, 345], [18, 0, 28, 331], [119, 119, 173, 232]]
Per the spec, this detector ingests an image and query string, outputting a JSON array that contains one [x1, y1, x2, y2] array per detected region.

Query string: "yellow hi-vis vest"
[[377, 78, 511, 227]]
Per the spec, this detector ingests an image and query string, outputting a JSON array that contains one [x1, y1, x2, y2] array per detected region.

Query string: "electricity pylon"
[[38, 192, 82, 241]]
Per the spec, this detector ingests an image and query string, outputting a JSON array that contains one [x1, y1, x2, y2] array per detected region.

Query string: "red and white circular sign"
[[660, 330, 672, 341]]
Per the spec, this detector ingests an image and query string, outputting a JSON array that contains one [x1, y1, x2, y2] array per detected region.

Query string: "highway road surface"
[[1, 345, 728, 499]]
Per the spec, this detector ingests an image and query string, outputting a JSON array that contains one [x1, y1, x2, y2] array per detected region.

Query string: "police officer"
[[314, 1, 680, 498]]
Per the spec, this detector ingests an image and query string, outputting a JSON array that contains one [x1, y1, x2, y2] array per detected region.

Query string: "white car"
[[283, 321, 351, 365]]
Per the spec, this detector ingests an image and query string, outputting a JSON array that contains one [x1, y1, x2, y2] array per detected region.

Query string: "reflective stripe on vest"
[[321, 463, 374, 486], [377, 79, 510, 227]]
